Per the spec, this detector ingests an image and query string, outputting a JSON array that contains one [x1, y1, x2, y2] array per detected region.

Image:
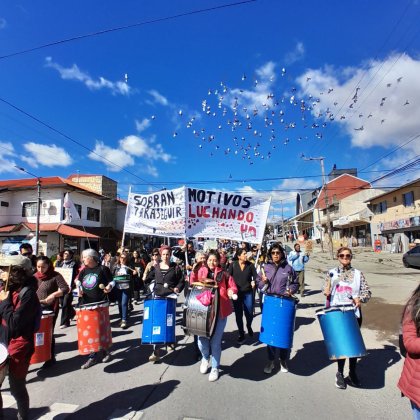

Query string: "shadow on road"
[[289, 340, 330, 376], [356, 344, 401, 389], [226, 346, 271, 381], [294, 315, 316, 332], [66, 379, 181, 419]]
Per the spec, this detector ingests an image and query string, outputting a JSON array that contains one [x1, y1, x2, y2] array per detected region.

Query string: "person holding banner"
[[55, 249, 79, 329], [145, 245, 184, 362], [194, 250, 238, 382], [112, 253, 137, 329], [35, 256, 70, 368], [323, 247, 371, 389], [228, 248, 258, 344], [257, 243, 298, 374]]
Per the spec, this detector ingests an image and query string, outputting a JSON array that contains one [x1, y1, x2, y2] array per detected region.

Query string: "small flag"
[[63, 193, 80, 224]]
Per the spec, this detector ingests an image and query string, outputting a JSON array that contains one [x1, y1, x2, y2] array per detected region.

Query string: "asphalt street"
[[2, 246, 418, 420]]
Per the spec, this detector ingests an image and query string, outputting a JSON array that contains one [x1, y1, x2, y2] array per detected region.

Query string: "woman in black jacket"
[[145, 245, 183, 362]]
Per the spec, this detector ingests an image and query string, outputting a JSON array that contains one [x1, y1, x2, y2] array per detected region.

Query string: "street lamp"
[[15, 166, 41, 255], [301, 155, 334, 259]]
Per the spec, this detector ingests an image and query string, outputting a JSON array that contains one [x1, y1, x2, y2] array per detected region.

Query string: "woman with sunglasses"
[[142, 248, 161, 291], [257, 243, 298, 375], [145, 245, 184, 362], [323, 246, 371, 390]]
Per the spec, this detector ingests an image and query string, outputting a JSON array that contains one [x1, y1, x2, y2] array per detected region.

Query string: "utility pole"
[[302, 156, 334, 259], [15, 166, 41, 255]]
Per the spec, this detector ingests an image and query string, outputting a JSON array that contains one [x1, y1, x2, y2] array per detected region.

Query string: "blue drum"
[[317, 306, 367, 360], [260, 294, 297, 349], [141, 296, 176, 344]]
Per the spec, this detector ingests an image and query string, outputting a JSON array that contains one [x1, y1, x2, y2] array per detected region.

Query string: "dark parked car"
[[403, 245, 420, 269]]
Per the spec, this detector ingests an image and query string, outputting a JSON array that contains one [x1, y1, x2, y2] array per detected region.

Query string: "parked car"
[[403, 245, 420, 269]]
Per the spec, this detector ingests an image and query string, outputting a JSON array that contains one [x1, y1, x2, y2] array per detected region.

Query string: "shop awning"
[[0, 223, 99, 239]]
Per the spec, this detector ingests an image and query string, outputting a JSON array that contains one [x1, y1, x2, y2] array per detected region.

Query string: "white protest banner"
[[124, 187, 186, 237], [55, 267, 73, 288], [186, 188, 271, 244]]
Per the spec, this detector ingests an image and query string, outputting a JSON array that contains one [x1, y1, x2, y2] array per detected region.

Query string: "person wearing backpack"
[[0, 254, 41, 420]]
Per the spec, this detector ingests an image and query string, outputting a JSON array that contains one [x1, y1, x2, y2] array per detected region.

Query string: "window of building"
[[87, 207, 100, 222], [0, 201, 9, 207], [373, 200, 387, 214], [22, 202, 37, 217], [74, 204, 82, 218], [403, 191, 415, 207]]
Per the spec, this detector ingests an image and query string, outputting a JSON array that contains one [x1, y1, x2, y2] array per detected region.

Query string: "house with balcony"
[[0, 174, 126, 256], [366, 178, 420, 253]]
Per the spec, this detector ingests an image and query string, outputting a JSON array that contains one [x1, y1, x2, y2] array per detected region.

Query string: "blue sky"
[[1, 0, 419, 219]]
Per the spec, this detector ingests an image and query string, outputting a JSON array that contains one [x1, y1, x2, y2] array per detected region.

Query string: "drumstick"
[[121, 265, 136, 273]]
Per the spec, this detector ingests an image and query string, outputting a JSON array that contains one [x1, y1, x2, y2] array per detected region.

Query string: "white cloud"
[[89, 141, 135, 172], [0, 18, 6, 30], [45, 57, 131, 96], [148, 89, 169, 106], [145, 164, 158, 177], [225, 61, 277, 112], [135, 118, 151, 133], [23, 142, 73, 167], [119, 135, 149, 157], [88, 134, 173, 175], [284, 41, 305, 65], [0, 141, 16, 173], [296, 53, 420, 153]]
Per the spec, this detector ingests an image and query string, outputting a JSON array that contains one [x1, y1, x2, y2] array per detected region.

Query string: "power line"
[[0, 96, 156, 188], [0, 0, 257, 60]]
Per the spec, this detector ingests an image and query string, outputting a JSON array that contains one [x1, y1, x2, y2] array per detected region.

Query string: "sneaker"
[[102, 352, 112, 363], [247, 327, 254, 337], [134, 300, 141, 305], [120, 320, 128, 329], [59, 324, 68, 329], [280, 359, 289, 373], [200, 358, 209, 374], [148, 351, 160, 362], [347, 372, 361, 387], [335, 372, 347, 389], [264, 361, 275, 374], [237, 334, 246, 345], [81, 357, 97, 370], [208, 368, 219, 382]]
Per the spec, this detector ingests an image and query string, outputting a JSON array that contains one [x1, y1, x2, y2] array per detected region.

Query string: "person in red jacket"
[[0, 254, 41, 420], [193, 250, 237, 382], [398, 284, 420, 419]]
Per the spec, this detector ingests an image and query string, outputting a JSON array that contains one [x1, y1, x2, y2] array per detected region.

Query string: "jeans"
[[233, 291, 254, 334], [198, 317, 227, 369], [116, 288, 130, 321], [267, 345, 289, 361], [411, 401, 420, 420]]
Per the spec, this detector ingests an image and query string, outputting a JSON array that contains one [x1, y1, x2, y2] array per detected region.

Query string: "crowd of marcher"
[[0, 239, 418, 419]]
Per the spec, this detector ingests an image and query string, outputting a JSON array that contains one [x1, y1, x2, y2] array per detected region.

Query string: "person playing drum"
[[112, 253, 137, 329], [145, 245, 184, 362], [0, 254, 41, 420], [77, 249, 113, 369], [34, 256, 69, 368], [323, 246, 371, 389], [194, 250, 238, 382], [257, 243, 298, 374]]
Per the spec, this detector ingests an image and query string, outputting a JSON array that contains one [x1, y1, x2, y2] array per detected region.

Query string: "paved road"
[[2, 247, 417, 419]]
